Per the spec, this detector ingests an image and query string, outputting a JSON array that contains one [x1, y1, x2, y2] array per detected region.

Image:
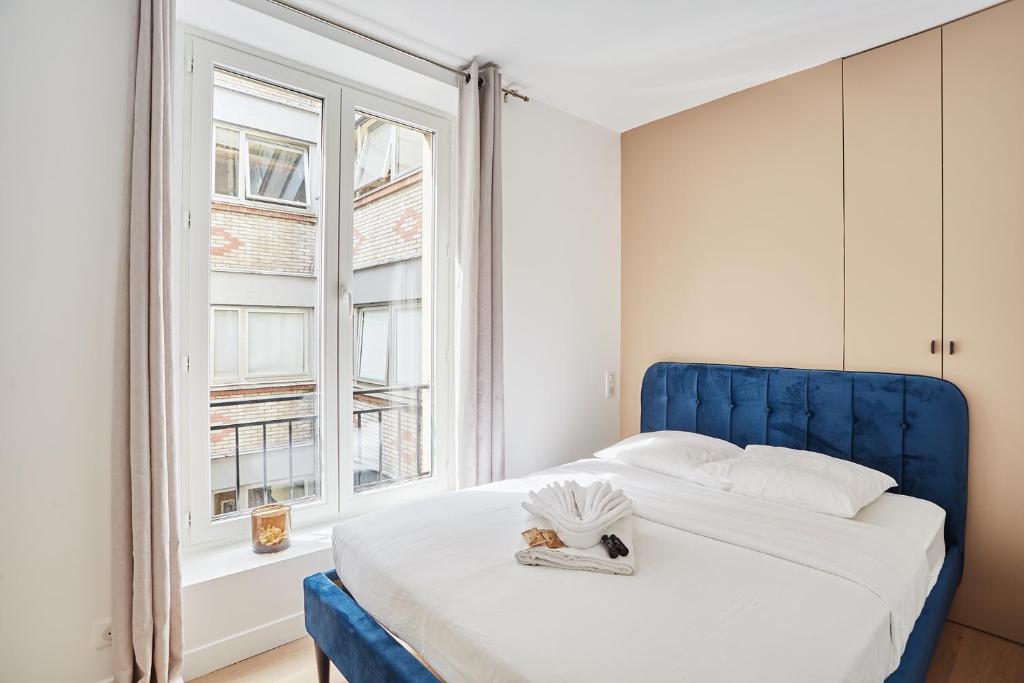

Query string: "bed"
[[304, 362, 968, 682]]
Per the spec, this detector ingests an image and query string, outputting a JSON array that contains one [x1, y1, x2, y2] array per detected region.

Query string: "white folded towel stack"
[[521, 480, 632, 548], [515, 515, 635, 576]]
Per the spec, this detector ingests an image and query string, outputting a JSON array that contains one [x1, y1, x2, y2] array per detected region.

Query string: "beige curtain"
[[112, 0, 183, 681], [457, 62, 505, 487]]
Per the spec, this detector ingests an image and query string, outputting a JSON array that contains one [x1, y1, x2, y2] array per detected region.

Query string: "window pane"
[[357, 309, 388, 382], [394, 306, 422, 384], [213, 490, 237, 515], [214, 127, 240, 196], [352, 112, 433, 492], [395, 127, 424, 177], [212, 309, 238, 380], [247, 138, 308, 204], [354, 122, 391, 189], [209, 69, 323, 520], [247, 310, 306, 376]]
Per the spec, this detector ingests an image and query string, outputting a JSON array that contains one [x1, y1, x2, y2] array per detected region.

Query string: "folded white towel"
[[515, 515, 635, 576], [522, 480, 632, 548]]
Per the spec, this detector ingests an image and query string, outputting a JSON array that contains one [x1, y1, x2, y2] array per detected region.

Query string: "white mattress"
[[854, 490, 946, 584], [332, 459, 944, 683]]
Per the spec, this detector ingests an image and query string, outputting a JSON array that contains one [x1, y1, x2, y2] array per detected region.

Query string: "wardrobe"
[[622, 0, 1024, 644], [844, 1, 1024, 643]]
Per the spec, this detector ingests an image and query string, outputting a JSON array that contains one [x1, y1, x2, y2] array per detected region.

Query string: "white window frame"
[[210, 305, 313, 386], [180, 33, 455, 547], [212, 123, 313, 210]]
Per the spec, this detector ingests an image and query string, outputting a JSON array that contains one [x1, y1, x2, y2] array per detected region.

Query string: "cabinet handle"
[[930, 340, 937, 354], [948, 340, 956, 355]]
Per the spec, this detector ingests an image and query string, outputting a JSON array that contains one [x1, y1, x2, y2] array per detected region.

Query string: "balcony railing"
[[210, 394, 318, 516], [353, 383, 429, 491], [208, 384, 430, 515]]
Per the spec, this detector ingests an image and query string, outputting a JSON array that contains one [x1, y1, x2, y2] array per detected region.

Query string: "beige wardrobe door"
[[843, 30, 942, 375], [944, 0, 1024, 644]]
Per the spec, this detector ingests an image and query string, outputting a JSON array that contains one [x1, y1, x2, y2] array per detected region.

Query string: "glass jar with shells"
[[250, 503, 292, 554]]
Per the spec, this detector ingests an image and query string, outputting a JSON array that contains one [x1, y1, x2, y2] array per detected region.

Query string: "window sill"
[[181, 477, 450, 586], [181, 521, 335, 588]]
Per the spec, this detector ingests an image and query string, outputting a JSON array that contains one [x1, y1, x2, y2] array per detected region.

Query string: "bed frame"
[[304, 362, 968, 683]]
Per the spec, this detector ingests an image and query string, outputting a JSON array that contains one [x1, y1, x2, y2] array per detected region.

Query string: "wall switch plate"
[[93, 620, 112, 650], [604, 372, 616, 398]]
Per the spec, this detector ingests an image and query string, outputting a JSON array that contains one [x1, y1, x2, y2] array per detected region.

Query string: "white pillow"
[[694, 445, 898, 518], [594, 431, 743, 479]]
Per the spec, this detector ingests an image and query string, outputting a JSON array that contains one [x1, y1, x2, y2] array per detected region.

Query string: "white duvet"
[[332, 459, 939, 683]]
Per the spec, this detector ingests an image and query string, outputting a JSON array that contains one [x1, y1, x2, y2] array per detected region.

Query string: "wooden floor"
[[193, 621, 1024, 682]]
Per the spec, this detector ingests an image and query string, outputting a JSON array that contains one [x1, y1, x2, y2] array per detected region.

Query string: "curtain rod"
[[264, 0, 529, 102]]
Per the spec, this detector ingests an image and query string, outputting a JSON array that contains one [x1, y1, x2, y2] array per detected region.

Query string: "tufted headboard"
[[640, 362, 969, 550]]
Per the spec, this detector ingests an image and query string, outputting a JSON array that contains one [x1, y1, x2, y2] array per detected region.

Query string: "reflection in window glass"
[[354, 123, 391, 188], [394, 307, 422, 384], [395, 128, 424, 177], [247, 138, 308, 205], [247, 310, 306, 376], [352, 111, 432, 491], [357, 308, 389, 382], [214, 127, 240, 197], [212, 309, 239, 380]]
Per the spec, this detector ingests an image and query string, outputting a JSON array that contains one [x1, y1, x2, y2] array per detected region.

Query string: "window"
[[353, 118, 425, 191], [393, 306, 422, 385], [185, 37, 453, 545], [213, 125, 312, 209], [355, 307, 389, 383], [246, 136, 308, 205], [214, 127, 240, 196], [210, 306, 311, 385], [211, 308, 239, 380], [353, 122, 391, 189], [354, 303, 423, 385], [247, 309, 307, 377], [246, 480, 307, 507], [395, 127, 424, 177]]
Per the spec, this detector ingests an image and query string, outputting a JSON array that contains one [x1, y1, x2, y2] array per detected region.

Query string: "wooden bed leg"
[[314, 641, 330, 683]]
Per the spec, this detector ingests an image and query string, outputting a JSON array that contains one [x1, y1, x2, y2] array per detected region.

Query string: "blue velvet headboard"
[[640, 362, 969, 550]]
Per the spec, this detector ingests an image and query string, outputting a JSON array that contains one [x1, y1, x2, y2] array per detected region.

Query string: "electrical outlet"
[[93, 620, 112, 650], [604, 372, 616, 398]]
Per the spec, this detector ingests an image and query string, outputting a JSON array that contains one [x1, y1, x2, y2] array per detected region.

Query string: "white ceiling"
[[297, 0, 998, 131]]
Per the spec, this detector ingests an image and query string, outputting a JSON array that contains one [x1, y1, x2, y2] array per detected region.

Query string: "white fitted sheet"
[[854, 491, 947, 584], [332, 459, 941, 683]]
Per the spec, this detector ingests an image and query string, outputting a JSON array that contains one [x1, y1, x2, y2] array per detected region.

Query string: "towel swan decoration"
[[522, 480, 632, 548]]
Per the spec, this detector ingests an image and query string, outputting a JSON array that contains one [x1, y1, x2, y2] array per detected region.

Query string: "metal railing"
[[210, 394, 318, 514], [208, 385, 430, 511], [353, 383, 429, 491]]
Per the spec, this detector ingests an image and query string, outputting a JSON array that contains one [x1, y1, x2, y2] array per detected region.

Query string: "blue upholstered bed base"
[[304, 570, 440, 683], [305, 362, 968, 683]]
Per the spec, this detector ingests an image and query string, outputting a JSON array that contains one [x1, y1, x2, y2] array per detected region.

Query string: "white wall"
[[0, 1, 136, 681], [502, 100, 622, 477], [0, 3, 620, 680]]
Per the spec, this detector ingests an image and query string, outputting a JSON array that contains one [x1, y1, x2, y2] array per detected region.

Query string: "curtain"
[[457, 62, 505, 487], [112, 0, 183, 681]]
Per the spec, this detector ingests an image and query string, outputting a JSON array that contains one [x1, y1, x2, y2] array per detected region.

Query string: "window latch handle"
[[340, 284, 353, 316]]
